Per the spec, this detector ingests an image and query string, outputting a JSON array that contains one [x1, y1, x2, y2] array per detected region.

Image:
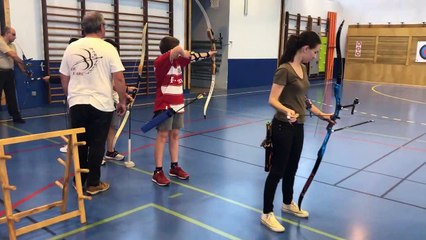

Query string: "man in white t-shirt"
[[60, 11, 127, 195]]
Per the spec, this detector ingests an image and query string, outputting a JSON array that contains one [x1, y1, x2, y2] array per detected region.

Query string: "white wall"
[[173, 0, 185, 45], [228, 0, 281, 59], [8, 0, 185, 60], [10, 0, 43, 59], [340, 0, 424, 25], [228, 0, 343, 60], [285, 0, 342, 20]]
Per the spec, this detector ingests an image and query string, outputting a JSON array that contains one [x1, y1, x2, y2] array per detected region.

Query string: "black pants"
[[0, 70, 21, 118], [263, 118, 304, 213], [70, 104, 113, 187]]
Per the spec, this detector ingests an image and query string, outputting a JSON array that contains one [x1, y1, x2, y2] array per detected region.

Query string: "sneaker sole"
[[169, 173, 189, 180], [151, 178, 170, 186], [260, 219, 285, 233], [282, 209, 309, 218], [86, 186, 110, 195], [104, 156, 125, 161]]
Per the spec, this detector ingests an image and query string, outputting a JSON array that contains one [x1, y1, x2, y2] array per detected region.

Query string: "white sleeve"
[[109, 48, 125, 73], [59, 48, 70, 76]]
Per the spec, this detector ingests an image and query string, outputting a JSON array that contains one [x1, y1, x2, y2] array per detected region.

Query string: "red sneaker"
[[169, 166, 189, 180], [152, 170, 170, 186]]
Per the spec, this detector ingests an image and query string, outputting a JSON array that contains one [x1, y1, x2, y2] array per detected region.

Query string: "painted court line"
[[371, 84, 426, 105], [49, 203, 240, 240], [2, 112, 424, 221], [0, 123, 61, 144], [0, 182, 57, 217], [169, 193, 183, 198], [120, 164, 345, 240], [311, 99, 425, 126]]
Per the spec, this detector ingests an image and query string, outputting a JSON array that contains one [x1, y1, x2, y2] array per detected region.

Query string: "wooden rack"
[[0, 128, 90, 240]]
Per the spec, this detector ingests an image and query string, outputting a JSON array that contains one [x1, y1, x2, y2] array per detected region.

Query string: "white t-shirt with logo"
[[59, 37, 125, 112]]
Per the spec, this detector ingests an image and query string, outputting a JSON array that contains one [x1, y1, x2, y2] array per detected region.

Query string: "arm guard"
[[190, 51, 210, 63]]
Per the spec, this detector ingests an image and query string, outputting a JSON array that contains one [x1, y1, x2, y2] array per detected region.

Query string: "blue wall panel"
[[227, 59, 277, 89], [14, 60, 47, 109]]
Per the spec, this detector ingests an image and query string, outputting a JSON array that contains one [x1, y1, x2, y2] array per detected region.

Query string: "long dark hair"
[[279, 31, 321, 64]]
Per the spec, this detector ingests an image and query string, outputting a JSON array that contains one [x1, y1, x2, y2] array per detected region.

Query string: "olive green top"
[[273, 63, 310, 123]]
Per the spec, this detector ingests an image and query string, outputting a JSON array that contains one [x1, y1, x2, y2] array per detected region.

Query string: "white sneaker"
[[282, 201, 309, 218], [104, 150, 125, 161], [60, 145, 67, 153], [260, 212, 285, 233]]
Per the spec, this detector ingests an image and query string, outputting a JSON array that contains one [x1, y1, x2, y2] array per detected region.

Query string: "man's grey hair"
[[82, 11, 104, 34]]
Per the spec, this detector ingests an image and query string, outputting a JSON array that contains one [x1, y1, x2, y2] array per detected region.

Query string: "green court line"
[[169, 193, 183, 198], [0, 123, 61, 144], [49, 203, 153, 240], [152, 204, 240, 240], [49, 203, 240, 240], [123, 164, 345, 240]]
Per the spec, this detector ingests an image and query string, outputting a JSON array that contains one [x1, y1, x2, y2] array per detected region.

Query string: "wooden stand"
[[0, 128, 92, 240]]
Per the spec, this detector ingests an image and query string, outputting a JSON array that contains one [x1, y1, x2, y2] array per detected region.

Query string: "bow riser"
[[298, 20, 345, 210], [298, 130, 331, 204], [298, 20, 373, 210]]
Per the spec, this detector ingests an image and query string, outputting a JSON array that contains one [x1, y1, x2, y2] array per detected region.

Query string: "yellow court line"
[[169, 193, 183, 198], [49, 203, 153, 240], [153, 204, 240, 240], [0, 112, 66, 123], [371, 85, 426, 105], [345, 79, 426, 88], [49, 203, 240, 240], [124, 165, 345, 240], [0, 123, 61, 144]]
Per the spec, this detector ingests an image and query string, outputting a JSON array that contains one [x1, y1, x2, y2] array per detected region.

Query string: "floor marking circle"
[[371, 84, 426, 105]]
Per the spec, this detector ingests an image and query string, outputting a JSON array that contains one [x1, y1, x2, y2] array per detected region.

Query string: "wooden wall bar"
[[345, 24, 426, 86], [41, 0, 174, 103], [279, 11, 328, 79], [3, 0, 10, 26]]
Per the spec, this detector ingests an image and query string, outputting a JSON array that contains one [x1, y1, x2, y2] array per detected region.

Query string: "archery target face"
[[415, 41, 426, 62]]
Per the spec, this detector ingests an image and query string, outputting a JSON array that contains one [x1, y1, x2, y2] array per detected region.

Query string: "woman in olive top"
[[261, 31, 335, 233]]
